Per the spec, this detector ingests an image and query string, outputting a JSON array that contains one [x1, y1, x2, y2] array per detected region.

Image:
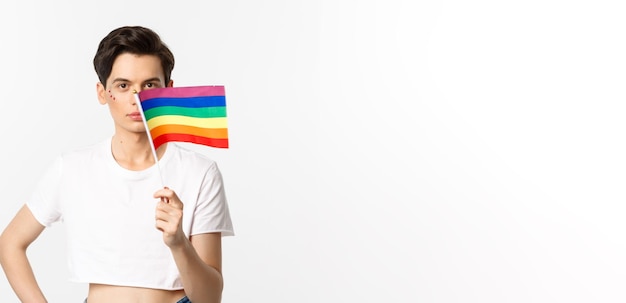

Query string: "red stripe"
[[139, 86, 225, 100], [153, 133, 229, 149]]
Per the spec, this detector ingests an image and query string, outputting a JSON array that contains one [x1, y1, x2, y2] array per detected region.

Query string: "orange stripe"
[[150, 124, 228, 139]]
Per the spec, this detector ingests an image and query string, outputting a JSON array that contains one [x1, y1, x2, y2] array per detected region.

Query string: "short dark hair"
[[93, 26, 175, 88]]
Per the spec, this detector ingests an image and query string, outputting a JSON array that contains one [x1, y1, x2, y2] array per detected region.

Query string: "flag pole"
[[134, 90, 165, 187]]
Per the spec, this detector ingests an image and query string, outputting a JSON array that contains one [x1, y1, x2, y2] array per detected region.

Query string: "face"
[[96, 53, 173, 135]]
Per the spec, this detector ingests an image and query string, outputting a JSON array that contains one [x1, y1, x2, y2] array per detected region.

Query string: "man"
[[0, 26, 234, 303]]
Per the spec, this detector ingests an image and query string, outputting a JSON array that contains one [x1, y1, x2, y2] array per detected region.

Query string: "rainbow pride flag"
[[137, 86, 228, 149]]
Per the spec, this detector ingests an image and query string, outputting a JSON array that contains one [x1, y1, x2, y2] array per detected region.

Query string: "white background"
[[1, 0, 626, 302]]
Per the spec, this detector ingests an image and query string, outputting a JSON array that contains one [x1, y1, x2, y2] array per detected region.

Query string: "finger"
[[155, 205, 170, 218], [155, 202, 183, 221], [154, 187, 183, 209], [155, 219, 177, 234], [154, 187, 174, 204], [161, 186, 170, 203], [156, 202, 176, 217]]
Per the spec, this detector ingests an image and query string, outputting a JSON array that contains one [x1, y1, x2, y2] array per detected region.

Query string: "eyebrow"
[[111, 77, 130, 84], [142, 77, 163, 84], [111, 77, 163, 84]]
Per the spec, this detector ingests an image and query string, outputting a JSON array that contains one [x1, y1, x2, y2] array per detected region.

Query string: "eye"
[[119, 83, 127, 89]]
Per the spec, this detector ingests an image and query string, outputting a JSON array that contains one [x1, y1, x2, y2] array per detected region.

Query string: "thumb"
[[155, 186, 172, 203], [161, 186, 170, 203], [161, 186, 183, 209]]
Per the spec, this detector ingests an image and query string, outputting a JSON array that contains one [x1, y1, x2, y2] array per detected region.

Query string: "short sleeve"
[[26, 156, 63, 227], [190, 162, 234, 237]]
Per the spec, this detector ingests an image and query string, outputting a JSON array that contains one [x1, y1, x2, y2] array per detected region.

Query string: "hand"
[[154, 187, 186, 248]]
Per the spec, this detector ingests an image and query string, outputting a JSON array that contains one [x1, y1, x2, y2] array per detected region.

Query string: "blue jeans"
[[84, 296, 190, 303]]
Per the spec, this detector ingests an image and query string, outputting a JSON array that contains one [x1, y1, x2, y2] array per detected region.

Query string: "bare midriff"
[[86, 284, 186, 303]]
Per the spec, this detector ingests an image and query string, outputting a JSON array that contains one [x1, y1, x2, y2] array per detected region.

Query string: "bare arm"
[[154, 188, 224, 303], [171, 233, 223, 303], [0, 205, 48, 303]]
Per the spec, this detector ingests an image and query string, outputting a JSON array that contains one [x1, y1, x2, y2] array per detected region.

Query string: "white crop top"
[[27, 138, 234, 290]]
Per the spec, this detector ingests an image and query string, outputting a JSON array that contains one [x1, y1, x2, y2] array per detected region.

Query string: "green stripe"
[[144, 106, 227, 120]]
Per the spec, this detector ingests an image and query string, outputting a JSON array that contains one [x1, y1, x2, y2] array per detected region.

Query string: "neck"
[[110, 133, 166, 171]]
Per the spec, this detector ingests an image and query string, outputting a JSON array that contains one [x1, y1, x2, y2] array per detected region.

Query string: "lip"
[[127, 112, 143, 121]]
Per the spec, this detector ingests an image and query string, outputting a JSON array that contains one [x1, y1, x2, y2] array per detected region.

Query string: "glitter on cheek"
[[108, 89, 117, 101]]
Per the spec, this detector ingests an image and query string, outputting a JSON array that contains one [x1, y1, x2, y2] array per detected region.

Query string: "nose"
[[130, 88, 141, 105]]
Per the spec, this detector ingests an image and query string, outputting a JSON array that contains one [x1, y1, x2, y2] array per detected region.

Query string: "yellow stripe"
[[147, 116, 228, 129]]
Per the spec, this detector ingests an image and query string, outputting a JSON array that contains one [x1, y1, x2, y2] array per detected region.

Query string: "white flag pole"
[[134, 90, 165, 187]]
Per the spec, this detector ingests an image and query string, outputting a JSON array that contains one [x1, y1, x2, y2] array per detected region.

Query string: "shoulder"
[[165, 143, 220, 172], [59, 140, 108, 164], [30, 140, 109, 193], [49, 140, 111, 175]]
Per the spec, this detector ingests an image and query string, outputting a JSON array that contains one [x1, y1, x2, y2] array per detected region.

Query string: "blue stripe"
[[141, 96, 226, 111]]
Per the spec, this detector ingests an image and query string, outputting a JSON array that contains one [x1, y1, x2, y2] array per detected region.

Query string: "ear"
[[167, 79, 174, 88], [96, 82, 107, 105]]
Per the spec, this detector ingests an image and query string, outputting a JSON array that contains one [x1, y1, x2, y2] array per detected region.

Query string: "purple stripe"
[[139, 85, 225, 100]]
